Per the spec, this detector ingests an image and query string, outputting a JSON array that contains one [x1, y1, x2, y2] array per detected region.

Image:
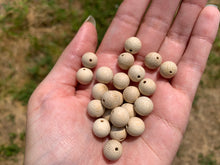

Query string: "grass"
[[198, 153, 217, 165]]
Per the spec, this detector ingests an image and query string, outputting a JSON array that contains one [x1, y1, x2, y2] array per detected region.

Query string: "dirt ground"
[[0, 0, 219, 164]]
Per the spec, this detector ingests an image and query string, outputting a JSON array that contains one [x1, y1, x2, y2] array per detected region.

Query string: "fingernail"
[[206, 4, 218, 8], [84, 15, 96, 28]]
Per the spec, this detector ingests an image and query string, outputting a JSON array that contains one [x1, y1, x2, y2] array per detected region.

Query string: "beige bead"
[[118, 52, 134, 70], [124, 37, 142, 54], [134, 96, 153, 116], [102, 109, 111, 121], [159, 61, 178, 79], [102, 90, 123, 109], [110, 107, 129, 127], [92, 118, 110, 138], [103, 140, 123, 161], [76, 67, 93, 85], [110, 126, 127, 142], [96, 66, 113, 84], [121, 103, 136, 118], [81, 52, 98, 69], [113, 72, 130, 90], [87, 100, 105, 118], [126, 117, 145, 136], [128, 65, 145, 82], [123, 86, 140, 103], [92, 83, 108, 100], [138, 78, 156, 96], [144, 52, 162, 69]]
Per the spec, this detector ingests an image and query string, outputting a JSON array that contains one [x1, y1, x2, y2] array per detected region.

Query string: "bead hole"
[[129, 49, 132, 52], [137, 75, 141, 78], [89, 59, 92, 62], [115, 147, 118, 151], [102, 99, 105, 102], [169, 71, 172, 73], [143, 81, 146, 84], [83, 68, 86, 70], [156, 57, 159, 59], [100, 120, 104, 122]]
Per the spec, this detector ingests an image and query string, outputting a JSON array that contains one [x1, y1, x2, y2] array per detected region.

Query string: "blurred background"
[[0, 0, 219, 164]]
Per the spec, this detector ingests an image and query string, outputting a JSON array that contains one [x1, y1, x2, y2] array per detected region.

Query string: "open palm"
[[24, 0, 219, 164]]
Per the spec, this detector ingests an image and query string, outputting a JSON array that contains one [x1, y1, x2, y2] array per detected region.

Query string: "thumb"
[[45, 16, 98, 87]]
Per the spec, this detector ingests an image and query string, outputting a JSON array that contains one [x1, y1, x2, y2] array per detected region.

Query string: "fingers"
[[97, 0, 150, 55], [171, 6, 220, 101], [45, 20, 98, 87]]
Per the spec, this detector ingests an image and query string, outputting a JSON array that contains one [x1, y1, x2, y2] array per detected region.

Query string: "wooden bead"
[[96, 66, 113, 84], [102, 90, 123, 109], [159, 61, 177, 79], [103, 140, 123, 161], [134, 96, 153, 116], [110, 126, 127, 142], [92, 118, 110, 138], [121, 103, 136, 118], [87, 100, 105, 118], [124, 37, 142, 54], [76, 67, 93, 85], [123, 86, 140, 103], [126, 117, 145, 136], [138, 78, 156, 96], [92, 83, 108, 100], [144, 52, 162, 69], [110, 107, 129, 127], [102, 109, 111, 121], [118, 52, 134, 70], [128, 65, 145, 82], [81, 52, 98, 69], [113, 72, 130, 90]]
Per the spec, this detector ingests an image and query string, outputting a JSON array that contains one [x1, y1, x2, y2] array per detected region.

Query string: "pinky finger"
[[171, 5, 220, 101]]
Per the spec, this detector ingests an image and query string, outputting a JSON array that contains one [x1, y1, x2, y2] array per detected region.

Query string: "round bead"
[[128, 65, 145, 82], [92, 118, 110, 138], [103, 140, 123, 161], [102, 109, 111, 121], [76, 68, 93, 85], [144, 52, 162, 69], [110, 107, 129, 127], [110, 126, 127, 142], [81, 52, 98, 69], [126, 117, 145, 136], [138, 78, 156, 96], [159, 61, 178, 79], [102, 90, 123, 109], [121, 103, 136, 118], [92, 83, 108, 100], [87, 100, 105, 118], [118, 52, 134, 70], [134, 96, 153, 116], [96, 66, 113, 84], [123, 86, 140, 103], [113, 72, 130, 90], [124, 37, 142, 54]]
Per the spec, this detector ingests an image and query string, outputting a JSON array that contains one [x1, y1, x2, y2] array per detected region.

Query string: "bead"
[[81, 52, 98, 69], [102, 90, 123, 109], [134, 96, 153, 116], [76, 67, 93, 85], [96, 66, 113, 84], [113, 72, 130, 90], [126, 117, 145, 136], [103, 140, 123, 161], [123, 86, 140, 103], [118, 52, 134, 70], [121, 103, 136, 118], [144, 52, 162, 69], [159, 61, 178, 79], [102, 109, 111, 121], [110, 126, 127, 142], [92, 118, 110, 138], [92, 83, 108, 100], [138, 78, 156, 96], [124, 37, 142, 54], [110, 107, 129, 127], [87, 100, 105, 118], [128, 65, 145, 82]]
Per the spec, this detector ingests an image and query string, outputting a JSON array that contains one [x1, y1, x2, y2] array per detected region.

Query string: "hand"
[[24, 0, 219, 164]]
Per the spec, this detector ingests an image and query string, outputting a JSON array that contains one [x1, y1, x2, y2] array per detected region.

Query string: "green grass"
[[198, 153, 217, 165], [0, 144, 20, 158]]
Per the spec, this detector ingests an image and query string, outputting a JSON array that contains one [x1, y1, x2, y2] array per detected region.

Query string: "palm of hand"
[[24, 1, 219, 165]]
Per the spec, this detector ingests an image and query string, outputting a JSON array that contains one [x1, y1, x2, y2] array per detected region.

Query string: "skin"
[[24, 0, 220, 165]]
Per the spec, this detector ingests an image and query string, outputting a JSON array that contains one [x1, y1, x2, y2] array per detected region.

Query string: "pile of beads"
[[76, 37, 178, 161]]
